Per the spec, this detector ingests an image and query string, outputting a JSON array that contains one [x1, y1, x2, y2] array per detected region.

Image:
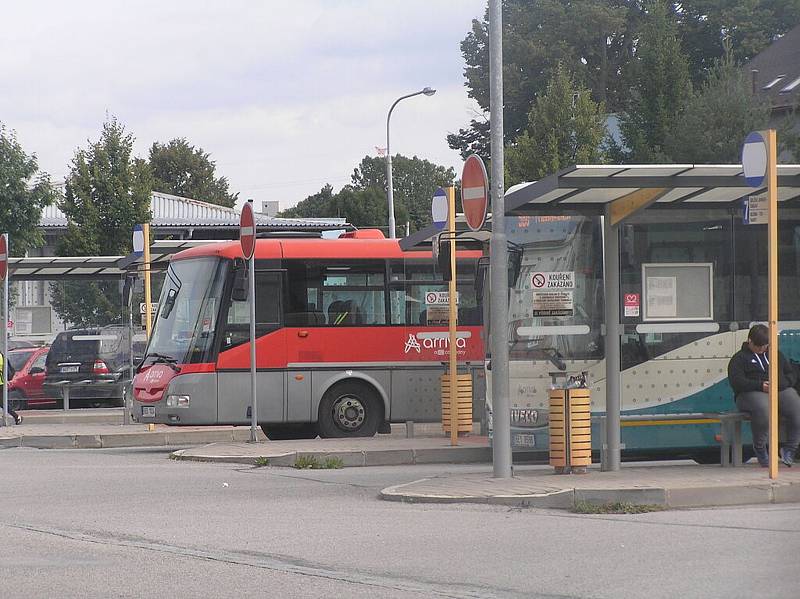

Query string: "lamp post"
[[385, 86, 436, 238]]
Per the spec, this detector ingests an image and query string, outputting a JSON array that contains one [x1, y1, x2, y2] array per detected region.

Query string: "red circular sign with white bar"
[[0, 234, 7, 281], [461, 154, 489, 232], [240, 202, 256, 260]]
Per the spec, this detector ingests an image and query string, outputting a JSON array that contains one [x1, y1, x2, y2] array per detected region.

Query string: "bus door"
[[217, 268, 286, 424]]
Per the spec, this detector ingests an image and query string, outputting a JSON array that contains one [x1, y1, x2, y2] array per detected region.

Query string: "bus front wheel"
[[318, 381, 382, 438]]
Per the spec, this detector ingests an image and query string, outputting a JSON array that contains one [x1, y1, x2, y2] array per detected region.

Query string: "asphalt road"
[[1, 447, 798, 598]]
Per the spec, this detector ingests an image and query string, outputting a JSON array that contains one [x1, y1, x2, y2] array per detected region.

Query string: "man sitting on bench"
[[727, 324, 800, 467]]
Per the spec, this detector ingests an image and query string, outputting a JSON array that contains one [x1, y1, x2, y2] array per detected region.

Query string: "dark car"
[[44, 326, 134, 407], [7, 346, 57, 410]]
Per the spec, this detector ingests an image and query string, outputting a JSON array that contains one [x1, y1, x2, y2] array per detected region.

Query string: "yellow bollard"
[[441, 373, 473, 435], [550, 386, 591, 474]]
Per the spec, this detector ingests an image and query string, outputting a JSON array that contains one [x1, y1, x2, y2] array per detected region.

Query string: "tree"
[[149, 138, 237, 207], [279, 155, 454, 234], [449, 0, 634, 161], [677, 1, 800, 83], [279, 183, 408, 230], [505, 66, 608, 186], [619, 1, 692, 162], [663, 49, 772, 163], [51, 118, 153, 327], [0, 124, 55, 256], [350, 155, 455, 232]]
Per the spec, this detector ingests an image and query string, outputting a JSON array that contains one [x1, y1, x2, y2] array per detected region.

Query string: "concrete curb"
[[171, 445, 492, 467], [0, 429, 263, 449], [378, 479, 800, 510]]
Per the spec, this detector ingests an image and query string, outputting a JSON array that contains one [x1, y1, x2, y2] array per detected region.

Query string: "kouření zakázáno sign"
[[530, 271, 574, 317]]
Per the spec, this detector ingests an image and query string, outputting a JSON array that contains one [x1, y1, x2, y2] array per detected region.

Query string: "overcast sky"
[[1, 0, 487, 212]]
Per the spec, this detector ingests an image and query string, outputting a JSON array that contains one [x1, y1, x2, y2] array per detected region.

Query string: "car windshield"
[[8, 350, 34, 371], [144, 257, 227, 364]]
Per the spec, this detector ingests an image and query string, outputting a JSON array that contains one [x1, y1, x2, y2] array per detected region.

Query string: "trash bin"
[[441, 371, 473, 435], [549, 372, 591, 474]]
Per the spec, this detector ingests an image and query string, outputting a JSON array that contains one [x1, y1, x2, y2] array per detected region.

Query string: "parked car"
[[7, 346, 57, 410], [44, 326, 134, 407]]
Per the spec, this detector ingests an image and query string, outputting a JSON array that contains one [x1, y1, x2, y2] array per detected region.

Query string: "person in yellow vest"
[[0, 350, 22, 425]]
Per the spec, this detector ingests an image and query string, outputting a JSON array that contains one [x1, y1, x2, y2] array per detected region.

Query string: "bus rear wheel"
[[318, 381, 382, 438]]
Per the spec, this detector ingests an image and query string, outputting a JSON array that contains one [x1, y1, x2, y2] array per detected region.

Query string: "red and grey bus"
[[131, 230, 484, 439]]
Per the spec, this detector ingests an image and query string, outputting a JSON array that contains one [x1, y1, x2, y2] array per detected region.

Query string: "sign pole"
[[447, 186, 458, 446], [143, 223, 153, 339], [240, 199, 259, 443], [488, 0, 512, 478], [248, 246, 258, 442], [766, 129, 778, 480], [1, 233, 8, 427]]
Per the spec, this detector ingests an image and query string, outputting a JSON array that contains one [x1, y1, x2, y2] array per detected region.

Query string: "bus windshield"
[[144, 257, 228, 365]]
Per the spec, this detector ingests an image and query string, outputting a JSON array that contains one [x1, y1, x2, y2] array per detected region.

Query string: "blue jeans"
[[736, 388, 800, 450]]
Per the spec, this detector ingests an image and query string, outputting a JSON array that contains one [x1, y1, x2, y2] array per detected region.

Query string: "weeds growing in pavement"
[[293, 455, 344, 469], [254, 457, 270, 467], [573, 501, 665, 514], [294, 455, 321, 469]]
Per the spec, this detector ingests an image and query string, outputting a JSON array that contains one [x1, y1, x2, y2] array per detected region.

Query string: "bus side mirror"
[[161, 288, 178, 319], [232, 261, 248, 302], [508, 246, 522, 287], [436, 238, 452, 281], [475, 257, 489, 302]]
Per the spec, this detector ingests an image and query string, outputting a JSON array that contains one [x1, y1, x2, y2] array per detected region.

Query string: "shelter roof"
[[8, 240, 223, 281], [505, 164, 800, 217]]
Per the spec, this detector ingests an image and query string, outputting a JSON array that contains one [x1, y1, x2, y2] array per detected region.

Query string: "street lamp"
[[385, 86, 436, 238]]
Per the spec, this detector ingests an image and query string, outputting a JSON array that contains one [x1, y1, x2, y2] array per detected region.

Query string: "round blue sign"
[[431, 187, 448, 231], [742, 131, 767, 188]]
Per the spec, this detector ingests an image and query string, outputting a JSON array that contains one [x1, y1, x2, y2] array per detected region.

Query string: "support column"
[[602, 207, 621, 471]]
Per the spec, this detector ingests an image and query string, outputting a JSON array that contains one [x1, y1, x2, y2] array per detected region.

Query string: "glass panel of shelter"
[[618, 210, 800, 370]]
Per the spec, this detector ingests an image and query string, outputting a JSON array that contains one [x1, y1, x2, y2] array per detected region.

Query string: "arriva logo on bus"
[[403, 333, 468, 354]]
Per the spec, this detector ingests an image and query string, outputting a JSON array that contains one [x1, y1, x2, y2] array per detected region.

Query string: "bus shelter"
[[503, 164, 800, 471], [0, 240, 216, 416]]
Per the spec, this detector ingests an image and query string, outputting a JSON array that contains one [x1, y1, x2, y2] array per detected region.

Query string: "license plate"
[[142, 406, 155, 417], [512, 433, 536, 448], [61, 365, 79, 373]]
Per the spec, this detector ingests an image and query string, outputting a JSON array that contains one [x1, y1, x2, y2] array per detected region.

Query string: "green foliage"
[[573, 501, 666, 514], [619, 1, 693, 162], [254, 457, 270, 467], [293, 454, 344, 469], [280, 155, 454, 234], [294, 454, 321, 469], [449, 0, 634, 160], [323, 456, 344, 469], [149, 138, 237, 207], [677, 0, 800, 83], [663, 48, 772, 163], [351, 155, 455, 232], [451, 1, 800, 168], [0, 124, 55, 256], [505, 66, 608, 186], [51, 118, 153, 327]]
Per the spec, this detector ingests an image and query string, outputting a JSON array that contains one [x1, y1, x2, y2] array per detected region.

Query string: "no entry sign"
[[240, 201, 256, 260], [461, 154, 488, 232], [0, 234, 7, 281]]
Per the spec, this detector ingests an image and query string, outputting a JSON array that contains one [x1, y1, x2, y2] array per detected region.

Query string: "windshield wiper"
[[142, 353, 181, 372]]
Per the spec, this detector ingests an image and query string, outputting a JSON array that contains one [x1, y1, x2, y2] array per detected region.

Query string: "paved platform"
[[0, 421, 261, 448], [4, 410, 800, 510], [380, 462, 800, 510], [172, 434, 491, 466]]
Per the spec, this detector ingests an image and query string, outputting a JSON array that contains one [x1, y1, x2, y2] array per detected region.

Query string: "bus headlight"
[[166, 394, 190, 408]]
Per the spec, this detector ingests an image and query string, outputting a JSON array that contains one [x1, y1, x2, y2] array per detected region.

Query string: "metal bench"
[[599, 411, 750, 468]]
